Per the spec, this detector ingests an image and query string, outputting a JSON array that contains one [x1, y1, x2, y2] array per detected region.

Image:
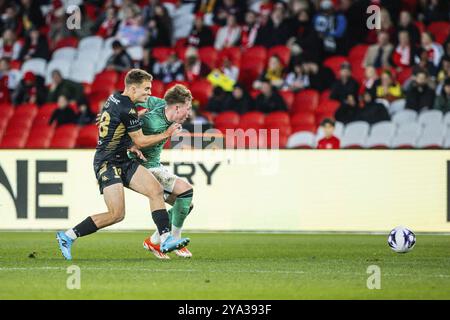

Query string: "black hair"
[[320, 118, 335, 127]]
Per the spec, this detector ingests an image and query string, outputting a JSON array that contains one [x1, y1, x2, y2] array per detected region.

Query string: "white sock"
[[150, 230, 160, 244], [65, 229, 78, 240], [160, 232, 169, 244], [172, 225, 182, 240]]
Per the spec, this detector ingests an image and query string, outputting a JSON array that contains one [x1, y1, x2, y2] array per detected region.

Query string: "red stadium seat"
[[151, 80, 165, 98], [427, 22, 450, 44], [0, 135, 27, 148], [265, 111, 290, 127], [25, 125, 54, 148], [242, 46, 267, 63], [238, 59, 265, 89], [198, 47, 218, 69], [189, 79, 213, 110], [290, 112, 316, 133], [319, 90, 331, 103], [152, 47, 173, 62], [323, 56, 349, 77], [76, 124, 98, 148], [15, 103, 38, 119], [268, 45, 291, 66], [292, 89, 319, 113], [175, 46, 187, 61], [214, 111, 240, 130], [50, 124, 80, 148], [94, 70, 118, 89], [218, 47, 242, 67], [414, 21, 425, 34], [279, 90, 294, 110], [258, 131, 289, 149], [200, 111, 214, 123], [238, 111, 265, 130], [115, 71, 128, 91], [53, 37, 79, 50], [397, 67, 412, 85], [349, 44, 368, 65], [315, 100, 340, 125]]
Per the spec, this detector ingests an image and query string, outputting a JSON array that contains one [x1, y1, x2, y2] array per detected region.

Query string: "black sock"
[[73, 217, 98, 238], [151, 209, 171, 235]]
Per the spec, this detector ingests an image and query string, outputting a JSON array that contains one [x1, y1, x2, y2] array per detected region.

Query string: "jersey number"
[[99, 111, 111, 138]]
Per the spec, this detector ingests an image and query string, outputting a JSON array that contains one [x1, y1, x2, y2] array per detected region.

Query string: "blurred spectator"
[[0, 57, 19, 91], [77, 103, 96, 126], [366, 8, 396, 45], [214, 14, 241, 50], [106, 40, 133, 72], [152, 51, 185, 84], [142, 0, 160, 24], [12, 71, 47, 106], [48, 9, 76, 49], [360, 66, 379, 96], [405, 69, 435, 112], [357, 90, 390, 125], [0, 57, 11, 102], [0, 5, 20, 34], [223, 83, 254, 114], [436, 56, 450, 92], [255, 79, 288, 114], [419, 0, 449, 25], [116, 13, 147, 47], [47, 70, 86, 105], [182, 107, 210, 133], [0, 29, 21, 60], [317, 118, 340, 149], [390, 31, 417, 70], [433, 78, 450, 113], [375, 70, 402, 102], [301, 59, 335, 92], [253, 55, 285, 90], [95, 6, 119, 38], [330, 62, 359, 103], [397, 11, 421, 46], [19, 0, 45, 32], [283, 62, 310, 92], [49, 95, 77, 127], [334, 93, 359, 124], [213, 0, 246, 26], [256, 2, 291, 48], [313, 0, 347, 55], [184, 47, 211, 82], [207, 56, 238, 92], [249, 0, 274, 17], [240, 10, 260, 49], [18, 28, 49, 61], [414, 48, 438, 77], [117, 0, 141, 22], [418, 31, 444, 69], [187, 13, 214, 48], [206, 86, 229, 113], [363, 31, 393, 68]]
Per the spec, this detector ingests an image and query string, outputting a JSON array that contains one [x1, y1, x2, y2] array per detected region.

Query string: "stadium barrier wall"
[[0, 150, 449, 232]]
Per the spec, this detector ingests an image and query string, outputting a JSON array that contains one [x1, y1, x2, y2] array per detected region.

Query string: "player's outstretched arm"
[[128, 123, 181, 149]]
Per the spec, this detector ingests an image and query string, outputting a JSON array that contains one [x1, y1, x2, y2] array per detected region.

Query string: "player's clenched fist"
[[165, 123, 182, 138]]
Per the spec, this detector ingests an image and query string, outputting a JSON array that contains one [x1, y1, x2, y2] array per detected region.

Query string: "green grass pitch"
[[1, 232, 450, 299]]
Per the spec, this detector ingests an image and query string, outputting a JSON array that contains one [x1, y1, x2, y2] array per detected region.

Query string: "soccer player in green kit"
[[134, 84, 194, 259]]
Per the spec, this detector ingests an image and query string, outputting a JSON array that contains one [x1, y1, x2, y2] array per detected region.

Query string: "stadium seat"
[[45, 59, 72, 85], [397, 67, 412, 85], [238, 111, 265, 130], [49, 124, 80, 148], [214, 111, 240, 130], [15, 103, 38, 119], [392, 109, 418, 126], [242, 46, 267, 64], [152, 47, 173, 62], [291, 112, 316, 133], [21, 58, 47, 77], [348, 44, 369, 66], [0, 135, 27, 148], [388, 99, 406, 115], [25, 125, 55, 148], [69, 59, 96, 84], [91, 70, 118, 95], [218, 47, 242, 67], [323, 56, 348, 77], [265, 111, 290, 127], [418, 110, 443, 127], [267, 45, 291, 66], [52, 47, 77, 61], [391, 132, 418, 149], [292, 89, 319, 114], [34, 103, 58, 126], [444, 112, 450, 127], [427, 21, 450, 44], [286, 131, 316, 149], [444, 131, 450, 149], [189, 79, 213, 109], [53, 36, 79, 50], [365, 121, 396, 148], [238, 59, 265, 89], [315, 100, 340, 123], [78, 35, 104, 52], [279, 90, 294, 110], [151, 80, 165, 98], [416, 126, 444, 149], [341, 121, 370, 148], [198, 46, 218, 69], [76, 124, 98, 148], [319, 90, 331, 103], [127, 46, 144, 62]]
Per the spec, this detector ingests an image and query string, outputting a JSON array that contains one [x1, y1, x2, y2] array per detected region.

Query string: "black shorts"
[[94, 160, 140, 194]]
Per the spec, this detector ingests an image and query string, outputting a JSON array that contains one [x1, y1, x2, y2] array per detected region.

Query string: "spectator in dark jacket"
[[223, 83, 254, 114], [334, 93, 359, 124], [49, 95, 77, 127], [206, 86, 229, 113], [77, 103, 96, 126], [357, 90, 390, 124], [47, 70, 86, 105], [106, 40, 133, 72], [152, 51, 185, 84], [330, 62, 359, 103], [12, 71, 47, 106], [187, 13, 214, 48], [406, 69, 436, 112], [301, 59, 335, 92], [18, 28, 50, 61], [433, 77, 450, 113], [255, 80, 287, 114], [255, 2, 291, 48]]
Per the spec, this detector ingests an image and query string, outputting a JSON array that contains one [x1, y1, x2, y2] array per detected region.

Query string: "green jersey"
[[135, 96, 173, 168]]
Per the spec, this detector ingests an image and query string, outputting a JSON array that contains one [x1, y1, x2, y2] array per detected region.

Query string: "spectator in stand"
[[390, 30, 417, 71], [363, 31, 393, 69], [152, 51, 185, 84], [256, 2, 291, 48], [116, 13, 148, 47], [334, 93, 359, 124], [49, 95, 77, 127], [317, 118, 340, 149], [207, 56, 239, 92], [77, 103, 96, 126], [433, 78, 450, 113], [249, 0, 274, 17], [214, 14, 241, 50], [0, 5, 20, 34], [405, 69, 435, 112], [255, 79, 288, 114], [18, 28, 49, 61], [206, 86, 229, 113], [436, 56, 450, 93], [253, 55, 285, 90], [418, 31, 444, 70], [357, 90, 390, 125], [0, 29, 21, 60], [301, 58, 335, 92], [223, 82, 254, 114], [366, 8, 396, 45], [360, 66, 379, 96], [283, 62, 310, 92], [397, 11, 421, 46], [106, 40, 133, 72], [95, 6, 119, 38], [414, 48, 439, 78], [313, 0, 347, 55], [187, 13, 214, 48], [0, 57, 11, 103], [142, 0, 159, 24], [375, 69, 402, 102], [240, 10, 260, 49], [184, 47, 211, 82], [213, 0, 246, 26], [419, 0, 449, 25], [0, 57, 19, 91], [12, 71, 47, 106], [330, 62, 359, 103], [19, 0, 45, 32], [47, 70, 86, 105]]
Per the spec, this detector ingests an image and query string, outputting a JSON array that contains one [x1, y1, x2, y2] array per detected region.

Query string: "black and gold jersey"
[[94, 93, 141, 166]]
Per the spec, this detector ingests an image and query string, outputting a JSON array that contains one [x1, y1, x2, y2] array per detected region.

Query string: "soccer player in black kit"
[[56, 69, 190, 260]]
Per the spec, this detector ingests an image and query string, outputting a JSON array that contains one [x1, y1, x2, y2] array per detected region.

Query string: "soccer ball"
[[387, 226, 416, 253]]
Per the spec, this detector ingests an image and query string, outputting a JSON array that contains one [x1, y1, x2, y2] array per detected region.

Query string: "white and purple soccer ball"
[[388, 226, 416, 253]]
